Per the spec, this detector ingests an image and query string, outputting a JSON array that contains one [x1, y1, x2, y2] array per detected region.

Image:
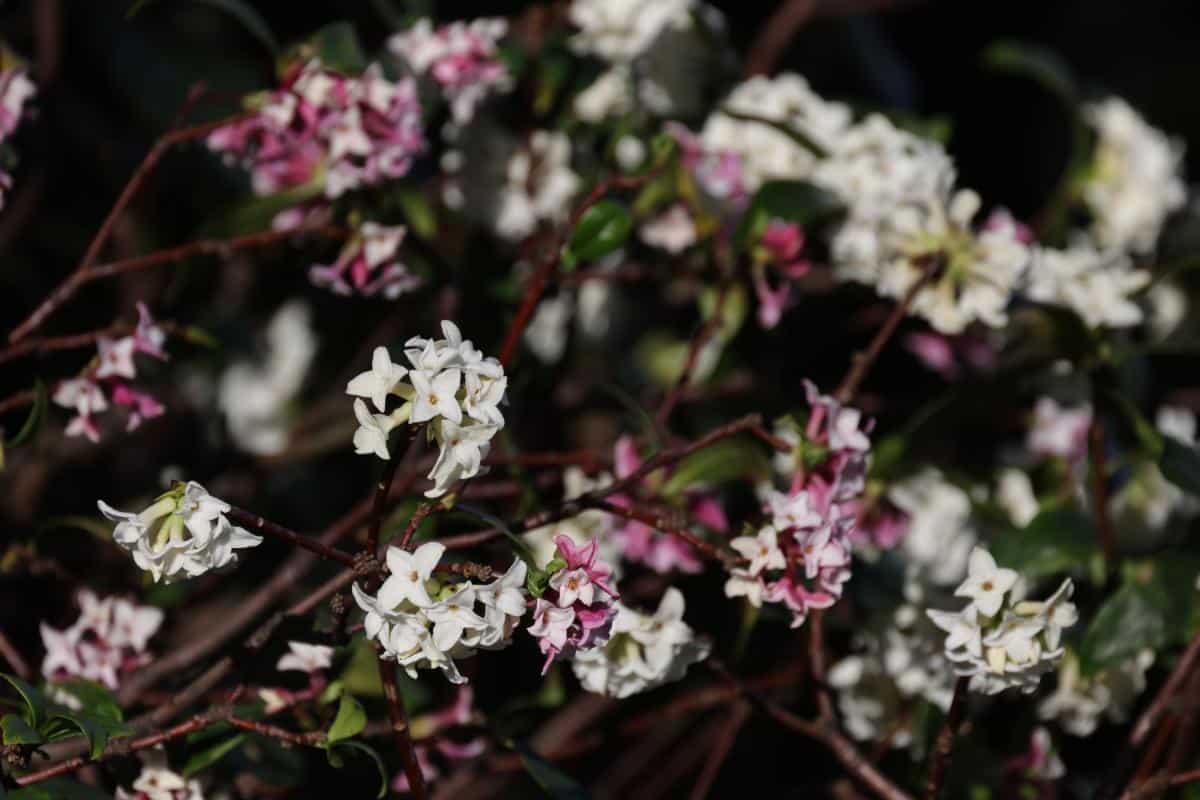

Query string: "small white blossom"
[[98, 482, 261, 583], [1025, 243, 1150, 329], [954, 547, 1019, 617], [276, 641, 334, 674], [346, 346, 408, 412], [380, 542, 445, 609], [729, 526, 785, 575], [115, 748, 204, 800]]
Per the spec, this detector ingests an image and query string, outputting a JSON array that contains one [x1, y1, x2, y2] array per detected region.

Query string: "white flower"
[[568, 0, 695, 63], [346, 346, 408, 412], [550, 568, 595, 608], [890, 469, 977, 588], [115, 748, 204, 800], [524, 295, 573, 364], [425, 585, 489, 651], [572, 587, 710, 698], [277, 641, 334, 673], [473, 558, 529, 649], [379, 542, 446, 609], [1157, 405, 1197, 445], [410, 368, 463, 424], [764, 489, 822, 531], [730, 527, 785, 575], [638, 204, 697, 254], [1028, 397, 1092, 461], [573, 66, 633, 122], [954, 547, 1018, 617], [96, 336, 137, 380], [927, 604, 984, 660], [615, 135, 646, 170], [1082, 97, 1185, 253], [982, 612, 1046, 670], [1038, 650, 1153, 736], [723, 569, 767, 607], [1026, 243, 1150, 329], [995, 468, 1039, 527], [352, 398, 398, 460], [425, 418, 499, 497], [98, 482, 261, 583], [1147, 281, 1188, 341]]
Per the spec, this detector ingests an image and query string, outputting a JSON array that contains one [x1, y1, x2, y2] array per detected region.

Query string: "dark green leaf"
[[1160, 436, 1200, 496], [311, 22, 367, 74], [8, 779, 113, 799], [194, 0, 278, 57], [511, 739, 590, 800], [1105, 389, 1164, 459], [182, 732, 246, 777], [8, 380, 46, 447], [1079, 582, 1168, 674], [1, 673, 47, 728], [44, 712, 129, 760], [565, 200, 632, 266], [51, 681, 122, 723], [325, 694, 366, 745], [982, 41, 1079, 105], [990, 508, 1097, 580], [325, 740, 389, 798], [2, 714, 42, 745], [662, 438, 769, 496]]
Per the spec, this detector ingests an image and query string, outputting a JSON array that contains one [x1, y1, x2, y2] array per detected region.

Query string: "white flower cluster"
[[98, 482, 261, 583], [115, 749, 205, 800], [889, 469, 978, 592], [1111, 406, 1200, 540], [1082, 97, 1186, 254], [571, 588, 710, 698], [347, 321, 506, 498], [928, 548, 1078, 695], [701, 73, 852, 192], [219, 301, 317, 456], [1037, 650, 1154, 736], [568, 0, 694, 63], [828, 605, 957, 751], [1025, 243, 1150, 329], [442, 127, 581, 242], [352, 542, 527, 684]]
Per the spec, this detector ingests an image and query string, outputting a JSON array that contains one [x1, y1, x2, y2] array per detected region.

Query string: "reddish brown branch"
[[368, 457, 403, 556], [687, 701, 750, 800], [380, 660, 428, 800], [809, 610, 836, 722], [658, 283, 730, 427], [226, 507, 358, 568], [593, 500, 737, 568], [9, 107, 253, 344], [924, 676, 969, 800]]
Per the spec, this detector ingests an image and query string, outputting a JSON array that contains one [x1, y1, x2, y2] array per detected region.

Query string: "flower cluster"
[[889, 468, 977, 592], [115, 749, 205, 800], [98, 481, 262, 583], [725, 382, 868, 627], [207, 59, 424, 205], [828, 604, 957, 751], [40, 589, 163, 692], [1, 62, 35, 209], [218, 301, 316, 456], [529, 535, 619, 671], [1026, 242, 1151, 329], [389, 18, 511, 125], [572, 587, 709, 698], [347, 321, 506, 497], [353, 542, 527, 684], [927, 547, 1078, 695], [1037, 650, 1154, 736], [309, 220, 420, 298], [750, 219, 811, 329], [52, 303, 169, 442]]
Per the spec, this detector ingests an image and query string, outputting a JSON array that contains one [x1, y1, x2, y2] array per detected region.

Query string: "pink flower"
[[309, 221, 421, 299], [554, 535, 616, 599], [389, 19, 510, 124], [133, 303, 168, 360], [111, 385, 165, 431], [905, 332, 997, 381]]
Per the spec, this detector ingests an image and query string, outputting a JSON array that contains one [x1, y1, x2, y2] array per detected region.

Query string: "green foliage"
[[563, 200, 632, 269], [982, 41, 1079, 105], [310, 21, 367, 74], [1, 713, 42, 745], [990, 508, 1097, 580], [2, 673, 47, 728], [1079, 581, 1168, 674], [661, 438, 770, 496], [6, 380, 47, 449], [737, 180, 844, 248], [183, 732, 247, 776], [325, 694, 367, 745], [324, 740, 389, 798]]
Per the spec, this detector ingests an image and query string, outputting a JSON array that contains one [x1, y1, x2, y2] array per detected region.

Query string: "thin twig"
[[368, 457, 402, 556], [924, 676, 969, 800], [687, 701, 750, 800], [593, 499, 737, 568], [0, 628, 32, 680], [226, 507, 358, 568], [834, 265, 936, 404], [657, 282, 730, 427], [809, 610, 836, 722], [379, 660, 428, 800]]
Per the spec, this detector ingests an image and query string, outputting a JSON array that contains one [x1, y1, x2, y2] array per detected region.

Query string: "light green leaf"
[[397, 189, 438, 240], [565, 200, 632, 267], [2, 714, 42, 745], [182, 732, 246, 777], [8, 380, 46, 447], [982, 41, 1079, 104], [662, 438, 769, 496], [311, 22, 367, 74], [325, 694, 367, 745]]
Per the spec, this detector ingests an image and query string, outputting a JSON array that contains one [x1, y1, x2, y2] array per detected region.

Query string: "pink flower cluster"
[[904, 331, 997, 381], [40, 589, 163, 691], [727, 382, 871, 627], [528, 535, 618, 672], [52, 303, 168, 442], [753, 219, 811, 329], [1, 66, 36, 209], [393, 687, 485, 794], [609, 435, 726, 574], [667, 122, 749, 207], [389, 18, 511, 125], [207, 60, 424, 203], [309, 221, 421, 298]]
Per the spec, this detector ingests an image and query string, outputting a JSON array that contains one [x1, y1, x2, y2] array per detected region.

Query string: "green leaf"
[[1104, 389, 1164, 460], [8, 779, 113, 799], [662, 438, 769, 496], [511, 740, 590, 800], [8, 380, 46, 447], [325, 740, 389, 798], [1079, 582, 1168, 674], [2, 714, 42, 745], [565, 200, 632, 266], [743, 180, 844, 232], [182, 732, 246, 777], [179, 325, 221, 350], [1159, 436, 1200, 496], [194, 0, 278, 56], [990, 508, 1097, 580], [698, 283, 748, 343], [311, 22, 367, 74], [397, 189, 438, 240], [981, 41, 1079, 105], [44, 712, 130, 760], [325, 694, 367, 745], [2, 673, 47, 728], [51, 681, 122, 723]]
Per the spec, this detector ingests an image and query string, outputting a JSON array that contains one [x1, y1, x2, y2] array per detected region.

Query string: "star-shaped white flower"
[[927, 604, 984, 660], [96, 336, 137, 380], [347, 346, 408, 412], [410, 368, 463, 424], [730, 527, 785, 575], [379, 542, 446, 610], [425, 585, 489, 652], [954, 547, 1018, 616], [277, 641, 335, 673]]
